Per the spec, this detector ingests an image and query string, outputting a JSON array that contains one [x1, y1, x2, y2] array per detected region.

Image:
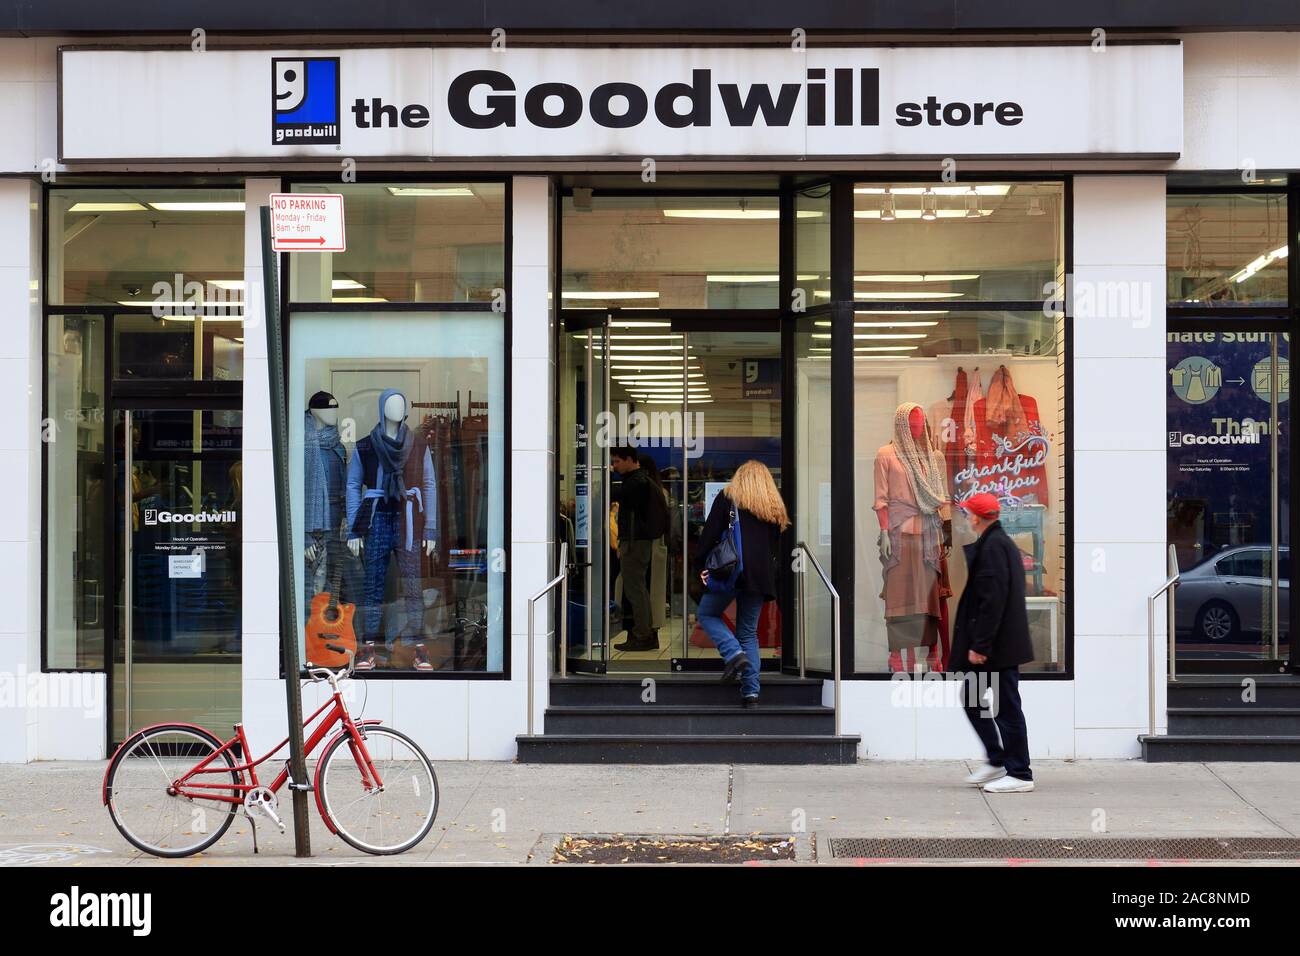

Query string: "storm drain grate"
[[828, 837, 1300, 861]]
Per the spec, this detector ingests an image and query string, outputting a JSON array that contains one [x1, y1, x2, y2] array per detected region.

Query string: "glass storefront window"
[[852, 182, 1064, 302], [48, 188, 245, 306], [561, 192, 781, 310], [288, 311, 505, 673], [287, 183, 506, 303], [112, 313, 245, 382], [46, 315, 107, 669], [847, 310, 1067, 674], [1167, 193, 1288, 307], [1167, 329, 1290, 662], [849, 178, 1067, 675]]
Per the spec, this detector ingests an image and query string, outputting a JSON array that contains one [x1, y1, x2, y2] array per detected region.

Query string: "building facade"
[[3, 5, 1298, 763]]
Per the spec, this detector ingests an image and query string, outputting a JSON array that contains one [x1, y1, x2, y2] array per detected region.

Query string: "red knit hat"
[[959, 492, 1000, 519]]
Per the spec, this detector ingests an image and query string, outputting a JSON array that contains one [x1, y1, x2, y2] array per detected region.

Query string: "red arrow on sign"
[[278, 237, 327, 245]]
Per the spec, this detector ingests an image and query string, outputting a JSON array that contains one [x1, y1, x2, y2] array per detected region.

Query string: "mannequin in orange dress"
[[874, 404, 953, 672]]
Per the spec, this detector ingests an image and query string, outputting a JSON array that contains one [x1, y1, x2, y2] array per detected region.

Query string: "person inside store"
[[609, 446, 668, 652], [950, 492, 1036, 793], [694, 460, 789, 707]]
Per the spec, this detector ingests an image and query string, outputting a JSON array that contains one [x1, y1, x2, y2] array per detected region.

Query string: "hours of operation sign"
[[269, 193, 346, 252]]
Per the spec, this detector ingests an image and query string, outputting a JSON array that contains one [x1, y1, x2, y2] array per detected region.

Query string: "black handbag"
[[704, 502, 744, 592]]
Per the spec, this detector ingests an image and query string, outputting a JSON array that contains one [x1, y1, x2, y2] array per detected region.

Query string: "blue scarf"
[[371, 388, 412, 504]]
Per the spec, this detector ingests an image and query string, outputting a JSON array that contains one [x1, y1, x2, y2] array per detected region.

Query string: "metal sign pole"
[[260, 205, 311, 857]]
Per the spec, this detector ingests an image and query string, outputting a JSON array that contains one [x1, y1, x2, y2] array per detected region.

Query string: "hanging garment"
[[933, 367, 968, 498], [963, 367, 984, 472], [969, 365, 1051, 507]]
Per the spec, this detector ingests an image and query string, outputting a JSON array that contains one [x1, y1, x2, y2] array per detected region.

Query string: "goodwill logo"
[[143, 509, 238, 526], [272, 57, 341, 145]]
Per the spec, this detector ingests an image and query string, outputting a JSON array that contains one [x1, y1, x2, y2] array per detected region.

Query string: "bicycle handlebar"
[[303, 643, 356, 684]]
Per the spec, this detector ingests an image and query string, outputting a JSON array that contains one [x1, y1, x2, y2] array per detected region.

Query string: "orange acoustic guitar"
[[305, 549, 357, 668]]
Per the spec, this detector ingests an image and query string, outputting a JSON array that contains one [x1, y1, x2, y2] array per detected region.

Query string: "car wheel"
[[1196, 601, 1238, 642]]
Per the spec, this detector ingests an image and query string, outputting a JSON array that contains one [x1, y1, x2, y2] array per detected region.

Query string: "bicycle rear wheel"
[[105, 725, 241, 858], [317, 725, 438, 855]]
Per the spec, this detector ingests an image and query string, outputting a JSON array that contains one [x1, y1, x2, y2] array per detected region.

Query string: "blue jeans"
[[696, 588, 764, 698], [360, 509, 424, 645], [960, 667, 1032, 781]]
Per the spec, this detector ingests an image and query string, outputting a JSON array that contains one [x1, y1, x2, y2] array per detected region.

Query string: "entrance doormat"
[[535, 833, 809, 864], [827, 837, 1300, 862]]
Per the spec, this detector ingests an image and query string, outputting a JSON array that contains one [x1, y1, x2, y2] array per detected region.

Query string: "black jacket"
[[694, 491, 782, 600], [611, 468, 668, 541], [949, 520, 1034, 672]]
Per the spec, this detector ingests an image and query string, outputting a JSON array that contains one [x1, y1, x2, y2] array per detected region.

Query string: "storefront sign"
[[59, 44, 1182, 160], [270, 193, 346, 252]]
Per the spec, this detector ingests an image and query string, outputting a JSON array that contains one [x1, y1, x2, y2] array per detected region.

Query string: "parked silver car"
[[1175, 545, 1290, 645]]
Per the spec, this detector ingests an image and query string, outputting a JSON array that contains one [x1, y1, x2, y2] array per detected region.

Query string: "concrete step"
[[543, 704, 835, 736], [1167, 707, 1300, 736], [1167, 676, 1300, 709], [1139, 734, 1300, 762], [515, 733, 861, 764], [548, 676, 825, 707]]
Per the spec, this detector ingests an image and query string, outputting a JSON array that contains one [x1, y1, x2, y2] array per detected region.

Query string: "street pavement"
[[0, 759, 1297, 865]]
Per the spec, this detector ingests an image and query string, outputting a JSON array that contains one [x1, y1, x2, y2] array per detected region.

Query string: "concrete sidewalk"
[[0, 759, 1297, 865]]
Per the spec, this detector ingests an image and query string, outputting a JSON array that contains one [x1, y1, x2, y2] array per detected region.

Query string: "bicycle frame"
[[105, 688, 384, 826]]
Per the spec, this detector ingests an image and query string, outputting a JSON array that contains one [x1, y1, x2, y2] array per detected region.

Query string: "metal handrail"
[[1146, 543, 1180, 737], [527, 542, 568, 737], [795, 541, 841, 736]]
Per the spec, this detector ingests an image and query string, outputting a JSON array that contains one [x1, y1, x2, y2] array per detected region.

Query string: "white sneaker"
[[983, 775, 1035, 793], [964, 763, 1007, 786]]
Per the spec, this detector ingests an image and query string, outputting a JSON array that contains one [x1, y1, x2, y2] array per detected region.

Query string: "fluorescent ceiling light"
[[331, 296, 390, 303], [1231, 244, 1289, 284], [814, 291, 964, 300], [663, 209, 820, 220], [617, 373, 705, 381], [855, 345, 919, 352], [854, 309, 950, 315], [562, 291, 660, 300], [610, 320, 672, 328], [117, 300, 244, 311], [640, 399, 713, 404], [856, 274, 979, 283], [386, 186, 475, 197], [609, 334, 683, 341], [854, 185, 1011, 196], [854, 209, 992, 219], [68, 202, 147, 212], [129, 312, 244, 322], [148, 201, 246, 212], [811, 333, 928, 340], [814, 319, 942, 328], [705, 274, 822, 283]]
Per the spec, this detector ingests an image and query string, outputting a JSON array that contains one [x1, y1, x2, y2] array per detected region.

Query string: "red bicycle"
[[102, 645, 438, 857]]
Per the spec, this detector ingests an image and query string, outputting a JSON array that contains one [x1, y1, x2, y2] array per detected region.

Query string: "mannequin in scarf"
[[874, 404, 953, 672], [345, 389, 439, 667], [303, 391, 347, 615]]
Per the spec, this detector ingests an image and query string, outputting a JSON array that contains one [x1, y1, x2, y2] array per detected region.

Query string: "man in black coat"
[[610, 446, 667, 651], [950, 492, 1035, 793]]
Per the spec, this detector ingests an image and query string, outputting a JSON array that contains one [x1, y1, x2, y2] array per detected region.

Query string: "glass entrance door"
[[112, 406, 243, 742], [559, 315, 785, 673], [560, 317, 611, 672], [1167, 329, 1291, 669]]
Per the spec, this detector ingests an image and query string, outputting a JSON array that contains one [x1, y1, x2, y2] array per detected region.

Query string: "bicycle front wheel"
[[105, 725, 241, 858], [318, 726, 439, 855]]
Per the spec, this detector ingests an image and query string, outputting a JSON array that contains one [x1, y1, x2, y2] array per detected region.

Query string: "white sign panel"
[[269, 193, 346, 252], [59, 44, 1182, 161]]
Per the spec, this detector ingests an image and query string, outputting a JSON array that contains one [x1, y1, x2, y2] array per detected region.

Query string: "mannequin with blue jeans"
[[695, 589, 763, 699]]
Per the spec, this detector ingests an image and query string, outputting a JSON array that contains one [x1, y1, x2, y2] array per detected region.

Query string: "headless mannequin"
[[348, 393, 437, 559], [305, 404, 339, 565], [876, 406, 952, 672]]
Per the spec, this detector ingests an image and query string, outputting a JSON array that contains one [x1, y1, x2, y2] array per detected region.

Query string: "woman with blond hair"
[[695, 460, 789, 706]]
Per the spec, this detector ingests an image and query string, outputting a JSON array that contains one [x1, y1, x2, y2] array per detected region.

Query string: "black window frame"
[[280, 172, 514, 681]]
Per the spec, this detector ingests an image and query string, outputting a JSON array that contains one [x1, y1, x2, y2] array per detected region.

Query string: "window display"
[[289, 312, 504, 673], [848, 180, 1066, 674]]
